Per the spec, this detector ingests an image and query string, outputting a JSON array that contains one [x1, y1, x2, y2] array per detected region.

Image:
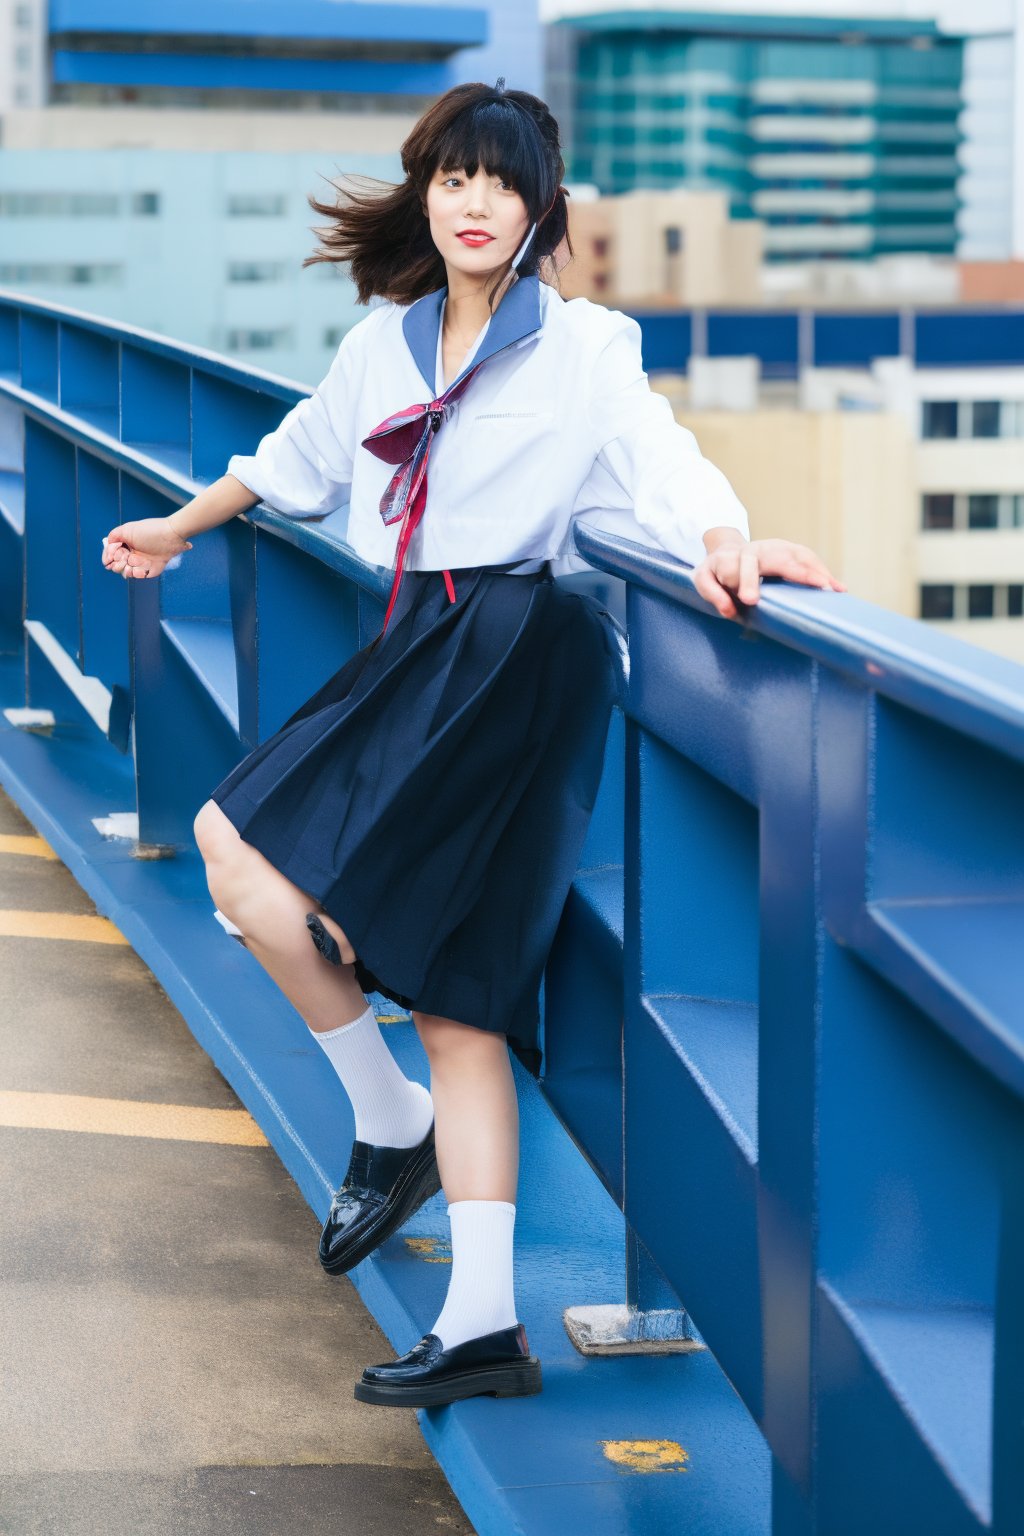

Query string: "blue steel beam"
[[1, 287, 1022, 1534]]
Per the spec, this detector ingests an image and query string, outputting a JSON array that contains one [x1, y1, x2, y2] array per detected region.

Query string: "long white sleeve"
[[581, 311, 750, 562], [225, 331, 360, 518]]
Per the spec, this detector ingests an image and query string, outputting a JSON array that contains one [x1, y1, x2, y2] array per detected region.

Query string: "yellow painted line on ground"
[[0, 833, 58, 860], [0, 910, 128, 944], [0, 1090, 269, 1146]]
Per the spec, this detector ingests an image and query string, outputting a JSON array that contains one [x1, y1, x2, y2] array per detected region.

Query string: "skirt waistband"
[[407, 559, 551, 579]]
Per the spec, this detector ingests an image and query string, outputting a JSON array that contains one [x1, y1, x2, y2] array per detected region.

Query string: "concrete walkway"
[[0, 786, 473, 1536]]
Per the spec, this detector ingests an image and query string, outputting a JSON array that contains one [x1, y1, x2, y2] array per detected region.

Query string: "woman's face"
[[424, 164, 530, 283]]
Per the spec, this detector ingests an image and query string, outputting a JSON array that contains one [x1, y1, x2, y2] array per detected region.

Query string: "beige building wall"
[[1, 105, 417, 152], [560, 188, 763, 308], [669, 406, 918, 621]]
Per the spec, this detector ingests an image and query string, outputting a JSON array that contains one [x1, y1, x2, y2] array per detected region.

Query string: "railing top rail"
[[5, 287, 1022, 762], [575, 523, 1024, 764], [0, 286, 308, 404]]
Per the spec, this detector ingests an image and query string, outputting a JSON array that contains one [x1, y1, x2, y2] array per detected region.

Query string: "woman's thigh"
[[193, 799, 342, 932]]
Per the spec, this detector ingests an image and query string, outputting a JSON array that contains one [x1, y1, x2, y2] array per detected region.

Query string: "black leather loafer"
[[319, 1124, 442, 1275], [354, 1323, 542, 1407]]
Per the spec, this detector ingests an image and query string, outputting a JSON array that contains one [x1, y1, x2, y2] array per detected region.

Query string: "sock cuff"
[[447, 1199, 516, 1220], [309, 1002, 375, 1041]]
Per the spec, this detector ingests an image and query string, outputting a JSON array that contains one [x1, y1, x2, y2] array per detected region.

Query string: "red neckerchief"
[[360, 361, 486, 638]]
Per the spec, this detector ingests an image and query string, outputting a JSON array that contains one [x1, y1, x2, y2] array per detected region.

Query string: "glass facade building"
[[546, 11, 965, 262]]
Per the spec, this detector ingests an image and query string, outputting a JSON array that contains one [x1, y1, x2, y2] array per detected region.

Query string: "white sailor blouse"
[[225, 273, 751, 594]]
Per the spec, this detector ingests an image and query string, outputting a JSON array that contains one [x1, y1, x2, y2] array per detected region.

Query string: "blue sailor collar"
[[401, 272, 543, 396]]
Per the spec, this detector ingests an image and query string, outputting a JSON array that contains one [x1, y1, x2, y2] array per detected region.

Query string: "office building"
[[0, 0, 541, 382]]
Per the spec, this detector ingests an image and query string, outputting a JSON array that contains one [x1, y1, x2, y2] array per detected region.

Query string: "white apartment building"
[[801, 357, 1024, 660], [0, 0, 45, 111]]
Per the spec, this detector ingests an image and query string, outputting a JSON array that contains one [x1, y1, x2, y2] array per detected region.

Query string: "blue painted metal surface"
[[52, 53, 461, 95], [627, 304, 1024, 379], [50, 0, 489, 46], [1, 287, 1022, 1534]]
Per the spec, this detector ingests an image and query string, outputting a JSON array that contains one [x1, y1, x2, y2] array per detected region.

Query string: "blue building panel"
[[914, 311, 1024, 368], [50, 0, 489, 47], [627, 311, 693, 374], [707, 312, 800, 378], [814, 313, 902, 369], [51, 50, 456, 95]]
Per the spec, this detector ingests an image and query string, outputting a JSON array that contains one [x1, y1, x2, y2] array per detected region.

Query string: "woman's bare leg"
[[193, 798, 367, 1031], [412, 1013, 518, 1203], [413, 1013, 520, 1348]]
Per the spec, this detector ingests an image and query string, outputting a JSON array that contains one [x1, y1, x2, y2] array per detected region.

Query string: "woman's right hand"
[[101, 518, 193, 580]]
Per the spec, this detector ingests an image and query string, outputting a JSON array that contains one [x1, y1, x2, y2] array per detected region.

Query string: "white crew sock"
[[430, 1199, 518, 1351], [308, 1002, 434, 1149]]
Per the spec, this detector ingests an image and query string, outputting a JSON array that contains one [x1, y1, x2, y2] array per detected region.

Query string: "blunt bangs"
[[430, 99, 551, 218]]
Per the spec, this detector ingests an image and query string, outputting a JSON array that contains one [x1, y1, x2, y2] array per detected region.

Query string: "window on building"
[[921, 493, 954, 530], [226, 327, 292, 351], [920, 584, 954, 620], [1013, 496, 1024, 529], [14, 83, 30, 105], [592, 237, 608, 258], [921, 401, 957, 438], [14, 3, 33, 25], [14, 43, 31, 67], [0, 260, 121, 284], [664, 226, 684, 254], [1008, 585, 1024, 618], [227, 261, 285, 283], [968, 584, 995, 618], [227, 194, 287, 217], [323, 326, 345, 348], [0, 191, 119, 216], [967, 494, 999, 529], [969, 401, 1001, 439], [131, 192, 159, 215]]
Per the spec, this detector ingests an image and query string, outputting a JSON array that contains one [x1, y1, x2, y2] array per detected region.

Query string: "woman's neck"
[[442, 266, 515, 339]]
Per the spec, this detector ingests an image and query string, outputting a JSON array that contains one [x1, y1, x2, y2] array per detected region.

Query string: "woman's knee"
[[193, 800, 249, 912], [193, 799, 239, 863], [413, 1012, 507, 1067]]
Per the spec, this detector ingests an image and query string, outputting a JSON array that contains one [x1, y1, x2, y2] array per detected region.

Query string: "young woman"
[[101, 79, 845, 1409]]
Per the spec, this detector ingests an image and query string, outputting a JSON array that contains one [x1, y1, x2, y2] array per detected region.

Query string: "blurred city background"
[[1, 0, 1022, 661]]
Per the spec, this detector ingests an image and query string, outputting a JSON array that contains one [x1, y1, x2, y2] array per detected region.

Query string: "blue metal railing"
[[1, 287, 1022, 1535]]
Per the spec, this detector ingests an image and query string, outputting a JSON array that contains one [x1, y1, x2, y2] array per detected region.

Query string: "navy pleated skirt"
[[208, 560, 622, 1070]]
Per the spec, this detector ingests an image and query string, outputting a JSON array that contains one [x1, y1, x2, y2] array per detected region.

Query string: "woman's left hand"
[[693, 537, 847, 620]]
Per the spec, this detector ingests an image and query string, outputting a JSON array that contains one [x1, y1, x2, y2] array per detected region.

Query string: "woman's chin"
[[445, 248, 509, 280]]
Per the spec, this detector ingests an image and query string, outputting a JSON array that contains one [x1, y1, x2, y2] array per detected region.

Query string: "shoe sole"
[[319, 1140, 443, 1276], [353, 1358, 543, 1407]]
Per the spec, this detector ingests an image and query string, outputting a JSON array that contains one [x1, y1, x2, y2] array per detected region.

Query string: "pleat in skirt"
[[208, 560, 622, 1070]]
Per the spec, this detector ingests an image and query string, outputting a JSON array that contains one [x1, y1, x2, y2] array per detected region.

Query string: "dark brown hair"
[[303, 80, 572, 310]]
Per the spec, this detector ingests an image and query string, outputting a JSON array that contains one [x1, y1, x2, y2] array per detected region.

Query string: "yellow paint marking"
[[0, 910, 128, 944], [0, 1090, 269, 1146], [601, 1440, 690, 1474], [404, 1236, 452, 1264], [0, 833, 58, 860]]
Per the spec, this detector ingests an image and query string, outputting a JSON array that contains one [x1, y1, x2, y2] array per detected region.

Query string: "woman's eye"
[[441, 175, 514, 190]]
